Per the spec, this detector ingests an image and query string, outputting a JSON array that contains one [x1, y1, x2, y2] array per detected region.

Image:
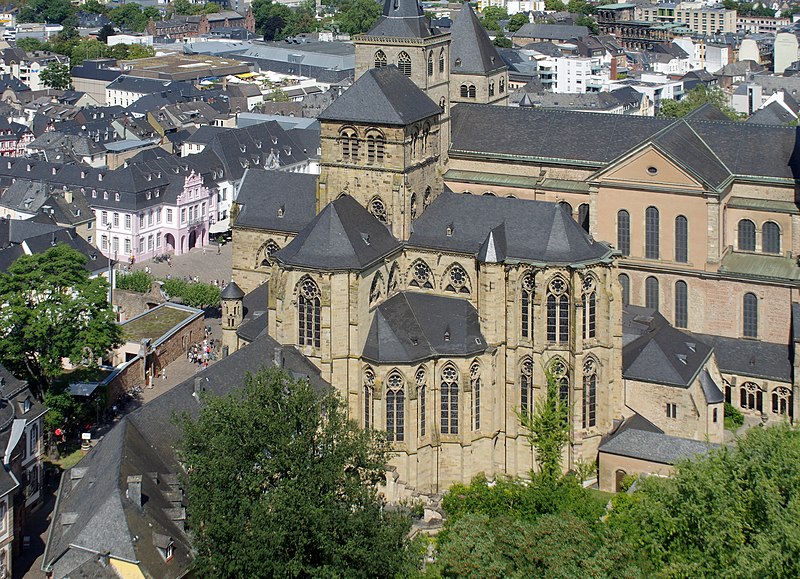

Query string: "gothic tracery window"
[[582, 358, 597, 429], [298, 278, 320, 348], [772, 386, 792, 417], [427, 52, 433, 76], [549, 357, 570, 408], [370, 197, 387, 223], [441, 364, 459, 435], [582, 275, 596, 340], [445, 264, 470, 294], [521, 271, 534, 339], [258, 240, 280, 267], [388, 263, 399, 294], [386, 372, 405, 442], [410, 192, 418, 220], [740, 381, 762, 412], [369, 273, 383, 305], [416, 366, 427, 436], [520, 357, 533, 415], [409, 261, 433, 289], [398, 51, 411, 76], [546, 276, 569, 343], [470, 361, 481, 431], [439, 49, 445, 73], [364, 368, 375, 428], [374, 50, 387, 68]]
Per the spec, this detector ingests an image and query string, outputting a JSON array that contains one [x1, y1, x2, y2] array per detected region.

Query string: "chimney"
[[126, 475, 143, 508], [64, 189, 72, 204]]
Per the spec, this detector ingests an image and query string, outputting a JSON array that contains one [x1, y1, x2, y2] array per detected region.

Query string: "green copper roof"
[[444, 169, 541, 189], [726, 196, 799, 215], [719, 251, 800, 283]]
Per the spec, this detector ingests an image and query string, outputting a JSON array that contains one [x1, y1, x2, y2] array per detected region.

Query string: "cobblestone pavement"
[[128, 242, 233, 286]]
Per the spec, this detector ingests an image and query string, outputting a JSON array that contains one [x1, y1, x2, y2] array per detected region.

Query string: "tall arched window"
[[445, 264, 470, 294], [558, 200, 572, 217], [409, 260, 433, 289], [388, 263, 399, 294], [298, 278, 320, 347], [772, 386, 792, 417], [258, 239, 280, 267], [427, 52, 433, 76], [374, 50, 387, 68], [740, 382, 762, 412], [386, 372, 405, 442], [675, 280, 688, 328], [441, 365, 459, 435], [460, 84, 468, 98], [367, 132, 384, 163], [546, 276, 569, 343], [439, 49, 445, 73], [619, 273, 630, 306], [578, 203, 590, 233], [489, 81, 495, 97], [738, 219, 756, 251], [364, 368, 375, 428], [416, 366, 426, 437], [617, 210, 630, 256], [645, 206, 659, 259], [30, 422, 39, 455], [550, 358, 570, 407], [468, 85, 476, 98], [583, 275, 596, 339], [645, 276, 659, 311], [520, 357, 533, 415], [410, 192, 418, 220], [521, 271, 534, 338], [499, 78, 505, 93], [582, 358, 597, 429], [675, 215, 688, 263], [470, 361, 481, 430], [743, 292, 758, 338], [763, 221, 781, 254], [398, 51, 411, 76], [423, 187, 431, 211]]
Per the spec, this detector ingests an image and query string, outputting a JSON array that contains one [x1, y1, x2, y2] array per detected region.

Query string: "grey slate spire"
[[366, 0, 438, 38], [450, 2, 506, 75]]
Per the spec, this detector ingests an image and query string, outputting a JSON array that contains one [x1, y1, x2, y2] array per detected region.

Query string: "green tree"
[[115, 270, 154, 293], [493, 33, 513, 48], [178, 367, 418, 578], [82, 0, 108, 15], [567, 0, 595, 14], [18, 0, 74, 24], [544, 0, 567, 10], [507, 12, 529, 32], [0, 244, 123, 399], [480, 6, 508, 31], [608, 424, 800, 577], [518, 367, 571, 480], [97, 23, 116, 43], [575, 14, 598, 34], [658, 85, 741, 120], [39, 61, 71, 90], [109, 4, 149, 32], [172, 0, 193, 15], [336, 0, 382, 36], [15, 37, 45, 52], [69, 38, 110, 65]]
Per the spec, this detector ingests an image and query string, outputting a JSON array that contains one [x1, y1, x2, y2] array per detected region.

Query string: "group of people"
[[211, 279, 229, 289], [189, 328, 217, 369]]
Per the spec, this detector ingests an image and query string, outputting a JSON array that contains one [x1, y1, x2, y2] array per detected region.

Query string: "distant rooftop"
[[121, 303, 200, 343]]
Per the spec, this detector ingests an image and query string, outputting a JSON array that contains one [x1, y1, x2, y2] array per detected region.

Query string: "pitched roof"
[[318, 65, 441, 126], [362, 291, 486, 364], [366, 0, 439, 38], [233, 168, 317, 234], [513, 23, 589, 40], [274, 195, 401, 271], [695, 333, 792, 382], [599, 426, 719, 465], [622, 306, 712, 388], [747, 101, 796, 125], [450, 3, 506, 75], [648, 120, 731, 189], [409, 190, 612, 265]]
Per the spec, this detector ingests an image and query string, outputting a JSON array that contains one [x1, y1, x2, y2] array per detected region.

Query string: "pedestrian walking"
[[217, 244, 221, 255]]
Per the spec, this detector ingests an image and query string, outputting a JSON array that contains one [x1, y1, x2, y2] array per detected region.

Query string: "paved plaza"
[[129, 241, 233, 286]]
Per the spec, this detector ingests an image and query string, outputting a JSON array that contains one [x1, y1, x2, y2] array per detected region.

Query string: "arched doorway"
[[180, 235, 186, 254], [615, 469, 628, 493], [164, 233, 175, 252], [188, 230, 197, 250]]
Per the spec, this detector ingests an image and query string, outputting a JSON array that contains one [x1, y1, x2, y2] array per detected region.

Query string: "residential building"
[[737, 14, 790, 34], [636, 2, 737, 35]]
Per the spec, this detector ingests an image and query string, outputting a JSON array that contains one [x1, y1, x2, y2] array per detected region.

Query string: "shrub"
[[116, 270, 153, 292]]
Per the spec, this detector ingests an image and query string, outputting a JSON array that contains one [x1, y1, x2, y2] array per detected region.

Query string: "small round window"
[[647, 166, 658, 175]]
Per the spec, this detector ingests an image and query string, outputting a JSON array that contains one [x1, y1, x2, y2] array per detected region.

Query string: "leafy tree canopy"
[[658, 85, 741, 120], [608, 424, 800, 577], [18, 0, 74, 24], [178, 368, 419, 578], [544, 0, 567, 10], [40, 61, 71, 90], [0, 244, 122, 399], [493, 33, 512, 48], [507, 12, 529, 32], [336, 0, 381, 36]]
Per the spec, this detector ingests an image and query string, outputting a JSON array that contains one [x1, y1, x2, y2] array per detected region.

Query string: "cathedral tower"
[[353, 0, 451, 161]]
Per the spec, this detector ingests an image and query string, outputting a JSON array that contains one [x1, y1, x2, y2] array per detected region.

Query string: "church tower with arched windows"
[[352, 0, 451, 162], [316, 66, 443, 240]]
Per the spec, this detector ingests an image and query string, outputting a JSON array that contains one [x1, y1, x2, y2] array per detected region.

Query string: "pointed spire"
[[450, 2, 506, 75], [366, 0, 437, 38]]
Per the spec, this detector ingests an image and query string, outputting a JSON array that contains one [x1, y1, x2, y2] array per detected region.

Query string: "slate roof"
[[622, 306, 712, 388], [513, 23, 589, 40], [366, 0, 439, 38], [274, 195, 402, 271], [647, 120, 731, 189], [408, 190, 612, 265], [220, 281, 245, 299], [748, 101, 796, 125], [233, 168, 317, 234], [237, 282, 269, 343], [599, 426, 720, 465], [362, 291, 486, 364], [450, 3, 506, 75], [695, 333, 792, 382], [318, 66, 441, 126], [793, 302, 800, 344]]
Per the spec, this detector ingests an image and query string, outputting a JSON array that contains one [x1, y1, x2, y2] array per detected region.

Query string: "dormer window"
[[103, 192, 108, 200], [154, 533, 175, 562], [446, 224, 454, 237], [115, 193, 120, 201], [277, 205, 285, 218], [20, 397, 31, 414]]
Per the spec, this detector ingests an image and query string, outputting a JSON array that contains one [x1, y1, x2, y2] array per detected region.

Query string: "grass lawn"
[[47, 446, 86, 471], [122, 305, 193, 342], [587, 488, 614, 503]]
